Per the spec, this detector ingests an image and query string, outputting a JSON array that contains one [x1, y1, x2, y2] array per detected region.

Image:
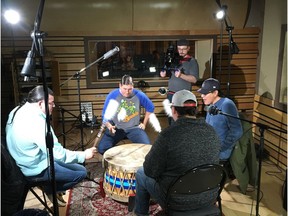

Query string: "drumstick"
[[93, 124, 106, 147], [117, 107, 126, 122], [148, 113, 161, 133], [163, 99, 172, 117], [93, 99, 119, 148]]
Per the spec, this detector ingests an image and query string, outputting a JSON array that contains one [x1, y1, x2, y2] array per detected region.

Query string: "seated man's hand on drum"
[[138, 122, 146, 130], [84, 147, 97, 159]]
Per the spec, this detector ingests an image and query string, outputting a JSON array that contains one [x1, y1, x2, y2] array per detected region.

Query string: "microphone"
[[103, 46, 120, 60], [158, 87, 168, 95], [20, 50, 36, 81], [204, 105, 221, 115]]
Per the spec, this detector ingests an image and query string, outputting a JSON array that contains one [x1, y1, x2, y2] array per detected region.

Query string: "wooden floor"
[[24, 117, 287, 216]]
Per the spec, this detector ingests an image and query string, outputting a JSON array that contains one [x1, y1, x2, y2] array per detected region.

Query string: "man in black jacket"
[[134, 90, 221, 215]]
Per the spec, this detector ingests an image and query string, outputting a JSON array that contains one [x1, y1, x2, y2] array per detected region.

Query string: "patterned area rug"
[[66, 162, 165, 216]]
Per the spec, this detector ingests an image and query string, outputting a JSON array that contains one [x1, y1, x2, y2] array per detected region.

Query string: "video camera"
[[163, 44, 182, 77]]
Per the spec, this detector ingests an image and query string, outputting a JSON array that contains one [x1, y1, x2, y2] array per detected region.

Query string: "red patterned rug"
[[66, 162, 165, 216]]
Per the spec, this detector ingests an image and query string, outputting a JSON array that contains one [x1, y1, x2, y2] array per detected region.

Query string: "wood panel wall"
[[1, 28, 259, 125], [3, 28, 287, 171], [252, 95, 287, 170], [214, 30, 259, 113]]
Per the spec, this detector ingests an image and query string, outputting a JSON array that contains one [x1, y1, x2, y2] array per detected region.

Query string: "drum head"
[[103, 144, 151, 172]]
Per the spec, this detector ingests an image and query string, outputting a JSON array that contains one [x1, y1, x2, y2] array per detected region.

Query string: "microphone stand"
[[58, 105, 89, 149], [225, 24, 233, 97], [215, 2, 239, 97], [59, 54, 106, 153], [58, 106, 80, 149], [59, 106, 67, 148], [215, 110, 287, 216], [28, 0, 59, 214]]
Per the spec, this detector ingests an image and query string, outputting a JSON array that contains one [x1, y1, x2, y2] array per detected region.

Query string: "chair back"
[[166, 164, 227, 214], [1, 136, 27, 215], [169, 164, 226, 194], [1, 136, 54, 215]]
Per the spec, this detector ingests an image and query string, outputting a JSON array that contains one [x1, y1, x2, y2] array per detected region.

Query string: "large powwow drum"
[[102, 144, 152, 202]]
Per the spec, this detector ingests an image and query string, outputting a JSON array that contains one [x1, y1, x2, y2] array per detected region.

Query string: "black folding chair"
[[165, 164, 227, 216], [1, 137, 53, 215]]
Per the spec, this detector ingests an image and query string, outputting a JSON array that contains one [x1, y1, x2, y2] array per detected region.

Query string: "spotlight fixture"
[[4, 9, 20, 25], [215, 10, 225, 20], [215, 5, 227, 20]]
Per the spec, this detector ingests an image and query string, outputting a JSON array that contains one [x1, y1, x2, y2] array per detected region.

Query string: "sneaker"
[[57, 193, 67, 204], [47, 193, 66, 207]]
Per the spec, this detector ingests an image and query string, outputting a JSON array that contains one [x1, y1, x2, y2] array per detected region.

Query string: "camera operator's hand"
[[160, 70, 166, 77], [174, 69, 182, 78]]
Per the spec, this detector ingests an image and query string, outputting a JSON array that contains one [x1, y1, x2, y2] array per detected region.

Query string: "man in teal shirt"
[[6, 86, 97, 206]]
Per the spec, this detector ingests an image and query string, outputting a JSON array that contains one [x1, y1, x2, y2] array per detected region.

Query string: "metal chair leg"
[[29, 187, 54, 214]]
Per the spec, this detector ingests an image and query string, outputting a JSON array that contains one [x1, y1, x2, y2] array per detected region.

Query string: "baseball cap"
[[177, 39, 190, 46], [171, 90, 198, 107], [197, 78, 220, 94]]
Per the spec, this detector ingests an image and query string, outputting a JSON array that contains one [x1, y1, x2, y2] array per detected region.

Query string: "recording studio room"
[[1, 0, 287, 216]]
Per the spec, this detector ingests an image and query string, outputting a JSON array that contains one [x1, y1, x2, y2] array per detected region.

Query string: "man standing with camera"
[[160, 39, 199, 124]]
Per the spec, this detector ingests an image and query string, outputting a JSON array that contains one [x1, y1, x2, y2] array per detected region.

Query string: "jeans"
[[134, 167, 166, 216], [25, 161, 87, 195], [98, 127, 151, 154]]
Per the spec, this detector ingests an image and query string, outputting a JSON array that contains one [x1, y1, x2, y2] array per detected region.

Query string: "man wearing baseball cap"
[[198, 78, 243, 161], [134, 89, 221, 215]]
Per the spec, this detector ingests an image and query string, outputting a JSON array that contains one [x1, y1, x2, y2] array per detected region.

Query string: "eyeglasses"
[[48, 101, 55, 107]]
